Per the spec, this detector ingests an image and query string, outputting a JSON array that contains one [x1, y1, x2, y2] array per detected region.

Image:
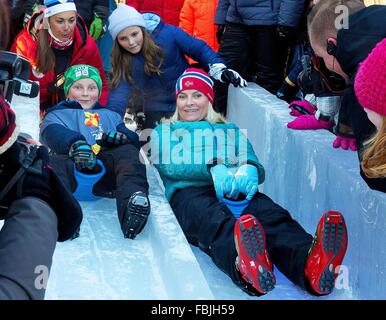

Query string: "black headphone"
[[326, 40, 337, 56]]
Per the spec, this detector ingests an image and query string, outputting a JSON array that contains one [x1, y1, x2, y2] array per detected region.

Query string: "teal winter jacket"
[[150, 121, 265, 200]]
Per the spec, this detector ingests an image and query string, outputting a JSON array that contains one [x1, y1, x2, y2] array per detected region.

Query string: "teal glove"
[[69, 140, 97, 172], [89, 16, 104, 40], [230, 164, 259, 200], [210, 164, 234, 200], [99, 131, 129, 147]]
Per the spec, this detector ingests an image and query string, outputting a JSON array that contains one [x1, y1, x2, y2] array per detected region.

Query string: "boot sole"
[[123, 193, 150, 239], [317, 212, 347, 294], [237, 218, 275, 294]]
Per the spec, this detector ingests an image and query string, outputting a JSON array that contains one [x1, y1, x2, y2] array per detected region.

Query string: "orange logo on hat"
[[84, 112, 100, 127]]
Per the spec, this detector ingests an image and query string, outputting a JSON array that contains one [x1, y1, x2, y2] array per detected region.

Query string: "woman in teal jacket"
[[150, 68, 348, 296]]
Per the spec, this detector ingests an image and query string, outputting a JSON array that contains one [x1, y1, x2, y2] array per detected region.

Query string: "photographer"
[[0, 0, 82, 299]]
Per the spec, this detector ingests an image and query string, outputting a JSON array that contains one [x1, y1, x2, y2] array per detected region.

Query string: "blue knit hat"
[[44, 0, 77, 18], [108, 4, 146, 41]]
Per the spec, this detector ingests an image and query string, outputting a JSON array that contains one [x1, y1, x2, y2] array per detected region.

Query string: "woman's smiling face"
[[176, 89, 209, 122]]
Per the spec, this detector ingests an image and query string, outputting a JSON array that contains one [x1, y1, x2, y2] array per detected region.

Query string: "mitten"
[[287, 115, 333, 130], [332, 136, 357, 151], [229, 164, 259, 200], [289, 100, 317, 117], [210, 164, 234, 200]]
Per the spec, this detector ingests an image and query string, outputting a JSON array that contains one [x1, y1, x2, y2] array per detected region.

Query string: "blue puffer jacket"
[[215, 0, 306, 28], [150, 121, 265, 200], [107, 13, 224, 114], [40, 100, 140, 154]]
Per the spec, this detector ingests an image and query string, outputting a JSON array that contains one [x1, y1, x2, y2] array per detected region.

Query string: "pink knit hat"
[[354, 38, 386, 116]]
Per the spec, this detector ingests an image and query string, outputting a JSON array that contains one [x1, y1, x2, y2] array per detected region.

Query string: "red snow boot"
[[234, 214, 275, 294], [305, 210, 348, 295]]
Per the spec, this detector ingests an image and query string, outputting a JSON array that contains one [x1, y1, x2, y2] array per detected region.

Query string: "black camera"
[[0, 51, 39, 103], [297, 53, 346, 96]]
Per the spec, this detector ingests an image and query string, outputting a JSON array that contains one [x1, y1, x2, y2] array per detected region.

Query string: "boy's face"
[[67, 78, 99, 110]]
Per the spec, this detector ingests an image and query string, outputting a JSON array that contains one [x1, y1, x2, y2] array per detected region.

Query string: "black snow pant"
[[214, 23, 289, 115], [170, 185, 314, 293], [50, 143, 149, 232], [0, 197, 58, 299]]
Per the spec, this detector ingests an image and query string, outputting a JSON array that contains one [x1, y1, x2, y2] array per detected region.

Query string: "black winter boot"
[[122, 191, 150, 239]]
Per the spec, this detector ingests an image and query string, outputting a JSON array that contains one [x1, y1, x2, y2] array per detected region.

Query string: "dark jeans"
[[0, 198, 58, 299], [214, 24, 289, 115], [50, 143, 149, 229], [170, 185, 313, 292]]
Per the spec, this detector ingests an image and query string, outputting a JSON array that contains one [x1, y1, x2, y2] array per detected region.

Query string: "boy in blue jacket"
[[40, 64, 150, 239]]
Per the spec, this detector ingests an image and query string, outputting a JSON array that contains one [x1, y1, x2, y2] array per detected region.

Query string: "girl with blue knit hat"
[[11, 0, 109, 113], [107, 3, 247, 129], [40, 64, 151, 240]]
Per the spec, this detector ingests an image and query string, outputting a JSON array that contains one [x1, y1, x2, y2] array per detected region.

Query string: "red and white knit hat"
[[354, 38, 386, 117], [175, 68, 214, 104], [0, 95, 18, 155]]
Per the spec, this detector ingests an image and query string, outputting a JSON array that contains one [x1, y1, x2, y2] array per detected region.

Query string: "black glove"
[[68, 140, 97, 172], [276, 25, 295, 42], [220, 69, 248, 87], [98, 131, 129, 147], [216, 24, 226, 44]]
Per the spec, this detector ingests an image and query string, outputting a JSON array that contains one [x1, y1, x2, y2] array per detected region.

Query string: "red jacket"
[[11, 11, 108, 110], [125, 0, 184, 26]]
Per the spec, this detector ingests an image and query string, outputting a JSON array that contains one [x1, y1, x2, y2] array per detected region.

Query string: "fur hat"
[[355, 38, 386, 117], [0, 95, 18, 155], [44, 0, 77, 18], [175, 68, 214, 104], [108, 4, 146, 41]]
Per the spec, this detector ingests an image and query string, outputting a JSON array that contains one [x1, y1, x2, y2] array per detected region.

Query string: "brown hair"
[[110, 26, 163, 88], [36, 29, 56, 74], [308, 0, 365, 48], [0, 0, 10, 50], [361, 117, 386, 178]]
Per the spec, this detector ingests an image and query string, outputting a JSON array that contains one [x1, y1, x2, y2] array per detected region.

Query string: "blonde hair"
[[110, 26, 163, 88], [161, 101, 226, 124], [308, 0, 365, 48], [361, 116, 386, 178]]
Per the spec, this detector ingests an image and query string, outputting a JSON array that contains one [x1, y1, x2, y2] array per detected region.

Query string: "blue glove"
[[210, 164, 234, 200], [69, 140, 97, 172], [230, 164, 259, 200]]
